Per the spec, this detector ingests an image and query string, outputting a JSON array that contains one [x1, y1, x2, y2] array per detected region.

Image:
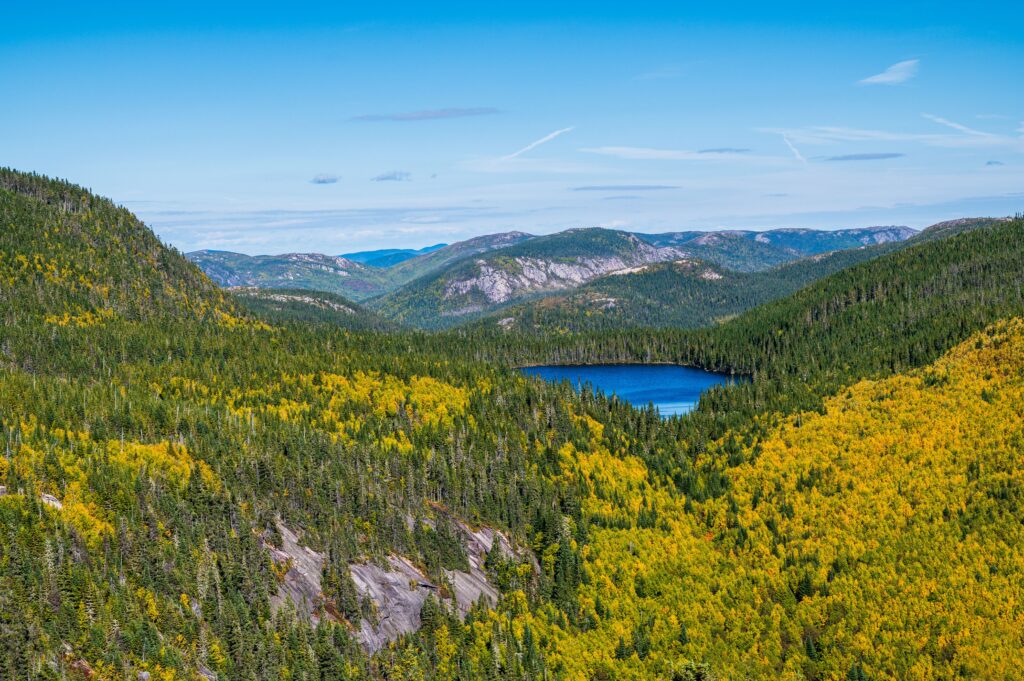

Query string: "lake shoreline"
[[520, 363, 741, 418]]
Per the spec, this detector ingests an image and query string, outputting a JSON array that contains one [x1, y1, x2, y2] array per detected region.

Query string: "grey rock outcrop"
[[444, 241, 688, 308], [349, 555, 439, 653], [265, 522, 329, 624], [262, 514, 534, 654]]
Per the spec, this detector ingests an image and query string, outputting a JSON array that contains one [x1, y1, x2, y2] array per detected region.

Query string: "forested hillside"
[[231, 287, 396, 330], [637, 225, 914, 272], [466, 317, 1024, 678], [477, 239, 910, 333], [369, 228, 693, 328], [2, 169, 1023, 680], [0, 169, 230, 327], [467, 215, 1024, 411], [186, 250, 391, 301], [187, 226, 919, 330]]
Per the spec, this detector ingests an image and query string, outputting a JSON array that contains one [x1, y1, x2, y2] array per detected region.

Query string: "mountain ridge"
[[187, 225, 919, 312]]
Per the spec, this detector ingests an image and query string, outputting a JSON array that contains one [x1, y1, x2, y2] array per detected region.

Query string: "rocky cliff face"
[[262, 516, 530, 653], [443, 243, 689, 309], [265, 523, 330, 624]]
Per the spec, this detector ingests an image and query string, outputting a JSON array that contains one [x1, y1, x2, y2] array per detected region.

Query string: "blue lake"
[[520, 364, 736, 417]]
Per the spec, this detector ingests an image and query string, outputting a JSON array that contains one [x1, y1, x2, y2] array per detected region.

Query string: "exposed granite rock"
[[349, 555, 439, 653], [262, 514, 533, 654], [264, 522, 329, 624], [40, 493, 63, 510], [443, 522, 509, 617], [444, 243, 687, 306]]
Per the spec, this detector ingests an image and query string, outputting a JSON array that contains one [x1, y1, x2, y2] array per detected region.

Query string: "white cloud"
[[502, 127, 575, 160], [766, 121, 1024, 152], [859, 59, 919, 85]]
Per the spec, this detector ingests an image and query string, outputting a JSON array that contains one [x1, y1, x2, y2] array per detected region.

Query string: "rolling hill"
[[187, 250, 392, 301], [369, 228, 694, 328], [187, 226, 919, 325], [188, 233, 531, 302], [637, 225, 915, 271], [476, 239, 912, 333], [0, 168, 231, 330], [6, 168, 1024, 680], [473, 218, 1009, 335], [0, 170, 600, 678], [368, 230, 534, 286], [231, 287, 397, 330]]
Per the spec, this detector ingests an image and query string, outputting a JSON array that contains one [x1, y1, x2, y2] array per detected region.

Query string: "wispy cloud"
[[782, 135, 806, 163], [352, 107, 500, 122], [580, 146, 773, 162], [766, 120, 1024, 151], [922, 113, 994, 137], [572, 184, 677, 191], [825, 153, 905, 161], [371, 170, 412, 182], [502, 127, 575, 160], [859, 59, 919, 85], [310, 174, 339, 184]]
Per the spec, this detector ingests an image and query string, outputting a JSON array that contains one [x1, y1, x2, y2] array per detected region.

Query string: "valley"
[[8, 5, 1024, 679], [2, 168, 1022, 680]]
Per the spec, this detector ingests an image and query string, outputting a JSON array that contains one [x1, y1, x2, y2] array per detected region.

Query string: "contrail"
[[922, 113, 993, 137], [782, 134, 806, 163], [502, 127, 575, 160]]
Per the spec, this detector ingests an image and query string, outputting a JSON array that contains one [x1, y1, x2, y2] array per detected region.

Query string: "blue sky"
[[3, 2, 1023, 254]]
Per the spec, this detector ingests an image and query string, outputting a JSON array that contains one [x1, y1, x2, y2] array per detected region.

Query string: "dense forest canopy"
[[1, 169, 1023, 680]]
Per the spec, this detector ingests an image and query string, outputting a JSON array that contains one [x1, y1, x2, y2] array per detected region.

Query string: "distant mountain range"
[[342, 243, 447, 268], [185, 250, 392, 300], [473, 220, 1003, 334], [637, 226, 916, 271], [187, 225, 927, 329], [189, 232, 532, 302]]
